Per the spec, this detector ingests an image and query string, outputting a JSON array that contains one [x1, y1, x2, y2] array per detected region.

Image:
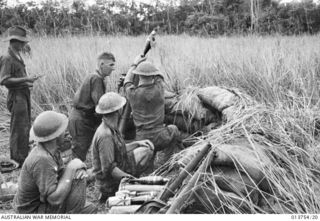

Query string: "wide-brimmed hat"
[[96, 92, 126, 115], [133, 62, 162, 77], [3, 26, 30, 42], [30, 111, 68, 142]]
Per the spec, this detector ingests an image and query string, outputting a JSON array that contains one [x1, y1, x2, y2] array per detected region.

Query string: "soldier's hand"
[[133, 54, 147, 66], [74, 169, 88, 180], [118, 76, 125, 88], [122, 174, 136, 180], [67, 158, 86, 171], [150, 37, 156, 48], [138, 140, 154, 151], [28, 75, 43, 82], [26, 82, 33, 88], [148, 30, 156, 48]]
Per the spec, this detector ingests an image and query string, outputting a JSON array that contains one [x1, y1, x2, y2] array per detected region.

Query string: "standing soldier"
[[124, 60, 182, 166], [0, 26, 41, 166], [68, 52, 115, 161]]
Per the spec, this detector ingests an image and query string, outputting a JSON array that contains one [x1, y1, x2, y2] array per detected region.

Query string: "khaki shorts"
[[136, 125, 180, 152], [127, 146, 153, 177], [96, 146, 153, 197]]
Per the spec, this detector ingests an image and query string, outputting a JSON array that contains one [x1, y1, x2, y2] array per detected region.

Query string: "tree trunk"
[[250, 0, 254, 32]]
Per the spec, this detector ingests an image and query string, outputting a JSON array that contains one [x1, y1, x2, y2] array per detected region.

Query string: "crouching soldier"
[[124, 60, 182, 165], [13, 111, 97, 214], [91, 92, 154, 203]]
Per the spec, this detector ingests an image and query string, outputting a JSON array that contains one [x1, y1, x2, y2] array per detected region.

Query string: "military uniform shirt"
[[13, 145, 64, 213], [124, 76, 165, 131], [91, 123, 129, 184], [72, 72, 105, 116], [0, 47, 29, 90]]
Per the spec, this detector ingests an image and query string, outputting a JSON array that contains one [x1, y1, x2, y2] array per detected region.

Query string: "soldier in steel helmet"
[[68, 52, 115, 161], [13, 111, 97, 214], [0, 26, 42, 166], [91, 92, 154, 203], [123, 58, 182, 167]]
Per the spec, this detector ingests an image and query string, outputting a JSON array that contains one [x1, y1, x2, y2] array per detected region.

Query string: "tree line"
[[1, 0, 320, 36]]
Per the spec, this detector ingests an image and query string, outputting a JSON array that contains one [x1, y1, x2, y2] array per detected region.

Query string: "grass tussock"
[[155, 87, 320, 214]]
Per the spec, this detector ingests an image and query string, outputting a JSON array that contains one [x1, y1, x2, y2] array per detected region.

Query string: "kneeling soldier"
[[124, 61, 182, 166], [91, 92, 154, 203], [13, 111, 97, 214]]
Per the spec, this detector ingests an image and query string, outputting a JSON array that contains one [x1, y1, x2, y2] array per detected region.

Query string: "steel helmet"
[[95, 92, 126, 114], [133, 62, 162, 76], [30, 111, 68, 142]]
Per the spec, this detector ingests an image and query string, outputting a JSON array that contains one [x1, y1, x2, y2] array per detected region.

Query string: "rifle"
[[118, 29, 157, 139]]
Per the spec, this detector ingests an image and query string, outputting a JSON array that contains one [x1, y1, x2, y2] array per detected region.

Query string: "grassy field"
[[0, 34, 320, 213], [1, 34, 319, 111], [0, 34, 318, 106]]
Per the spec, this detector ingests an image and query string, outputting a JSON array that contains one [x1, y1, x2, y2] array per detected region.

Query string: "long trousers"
[[68, 108, 100, 161], [95, 146, 153, 199], [7, 89, 31, 165]]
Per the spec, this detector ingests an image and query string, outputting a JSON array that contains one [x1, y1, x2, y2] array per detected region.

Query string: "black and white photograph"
[[0, 0, 320, 217]]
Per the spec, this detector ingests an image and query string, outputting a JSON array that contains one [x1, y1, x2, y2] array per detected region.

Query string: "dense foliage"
[[0, 0, 320, 36]]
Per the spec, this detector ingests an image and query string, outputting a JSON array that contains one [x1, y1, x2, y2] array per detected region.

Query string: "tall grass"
[[1, 34, 319, 109], [1, 34, 320, 213]]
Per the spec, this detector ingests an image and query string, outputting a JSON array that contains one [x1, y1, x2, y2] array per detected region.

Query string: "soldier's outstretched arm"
[[2, 75, 41, 86], [111, 167, 135, 180]]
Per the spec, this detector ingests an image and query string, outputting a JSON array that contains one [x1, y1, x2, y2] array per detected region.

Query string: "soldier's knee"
[[167, 124, 180, 138], [133, 147, 153, 168]]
